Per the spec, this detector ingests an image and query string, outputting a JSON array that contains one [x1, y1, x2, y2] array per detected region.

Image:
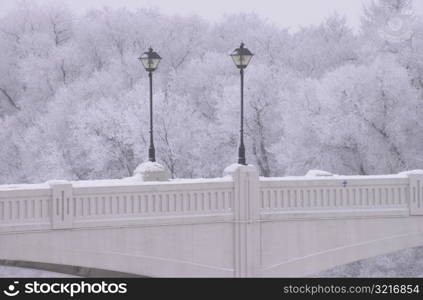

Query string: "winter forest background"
[[0, 0, 422, 185]]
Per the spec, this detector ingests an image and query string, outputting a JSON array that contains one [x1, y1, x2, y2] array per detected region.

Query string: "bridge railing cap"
[[47, 180, 71, 186], [398, 170, 423, 176]]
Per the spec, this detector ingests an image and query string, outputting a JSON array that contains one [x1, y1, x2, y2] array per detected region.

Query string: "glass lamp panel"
[[140, 57, 161, 71], [149, 57, 161, 70], [241, 54, 253, 67], [231, 54, 242, 67], [140, 56, 150, 70]]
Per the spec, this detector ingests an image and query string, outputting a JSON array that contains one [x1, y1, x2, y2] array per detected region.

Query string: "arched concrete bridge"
[[0, 165, 423, 277]]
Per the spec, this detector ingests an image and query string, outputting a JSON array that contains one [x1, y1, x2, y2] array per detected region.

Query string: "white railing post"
[[48, 180, 74, 229], [408, 174, 423, 215], [224, 164, 261, 277]]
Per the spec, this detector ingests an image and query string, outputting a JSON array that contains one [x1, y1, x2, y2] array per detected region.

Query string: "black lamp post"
[[230, 42, 254, 165], [138, 47, 162, 162]]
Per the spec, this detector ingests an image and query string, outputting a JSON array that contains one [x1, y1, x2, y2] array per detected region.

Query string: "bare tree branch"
[[0, 87, 20, 111]]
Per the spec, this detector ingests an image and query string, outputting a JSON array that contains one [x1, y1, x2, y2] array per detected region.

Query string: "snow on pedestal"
[[398, 170, 423, 176], [133, 161, 169, 181], [223, 163, 258, 177], [305, 169, 337, 177]]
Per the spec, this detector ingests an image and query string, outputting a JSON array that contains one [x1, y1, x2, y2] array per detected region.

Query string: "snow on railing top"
[[73, 176, 232, 187], [0, 183, 50, 192], [1, 169, 422, 191], [0, 177, 232, 191], [261, 169, 423, 182]]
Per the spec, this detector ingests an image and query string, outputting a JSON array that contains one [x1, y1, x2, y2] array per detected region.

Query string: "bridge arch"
[[260, 218, 423, 277]]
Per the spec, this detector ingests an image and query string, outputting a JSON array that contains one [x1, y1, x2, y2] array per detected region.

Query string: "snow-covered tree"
[[1, 0, 422, 184]]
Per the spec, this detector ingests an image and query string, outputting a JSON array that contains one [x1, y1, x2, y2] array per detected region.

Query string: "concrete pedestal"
[[223, 163, 261, 277]]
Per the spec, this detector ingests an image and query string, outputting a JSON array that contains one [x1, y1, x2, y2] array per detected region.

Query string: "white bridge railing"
[[1, 168, 423, 232], [260, 175, 415, 220]]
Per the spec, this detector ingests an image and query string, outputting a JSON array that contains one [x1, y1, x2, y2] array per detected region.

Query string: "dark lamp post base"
[[148, 147, 156, 162]]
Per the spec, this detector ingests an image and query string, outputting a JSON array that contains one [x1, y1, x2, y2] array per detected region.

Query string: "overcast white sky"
[[1, 0, 423, 30]]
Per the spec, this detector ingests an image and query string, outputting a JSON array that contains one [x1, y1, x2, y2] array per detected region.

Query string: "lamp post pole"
[[238, 68, 246, 165], [148, 70, 155, 162]]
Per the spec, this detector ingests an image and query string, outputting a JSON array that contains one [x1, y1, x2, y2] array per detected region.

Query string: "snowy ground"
[[0, 265, 75, 277], [1, 246, 422, 277], [316, 246, 423, 277]]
